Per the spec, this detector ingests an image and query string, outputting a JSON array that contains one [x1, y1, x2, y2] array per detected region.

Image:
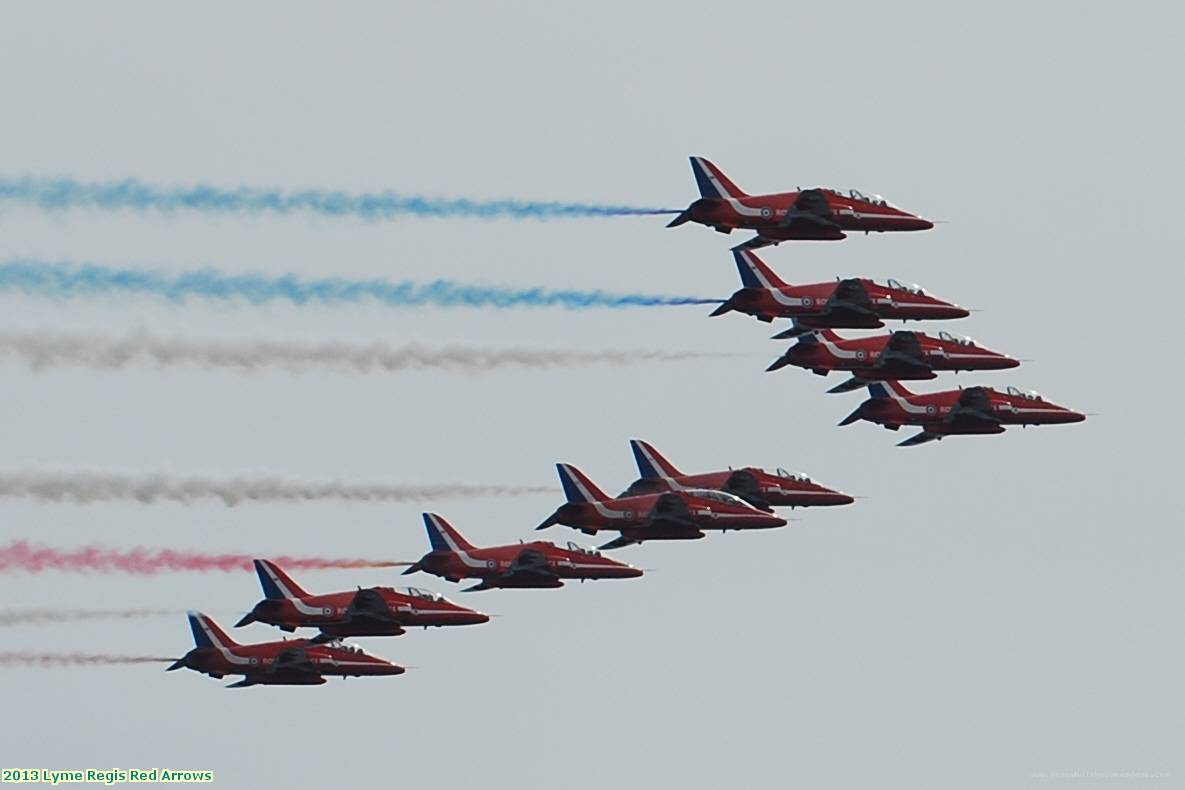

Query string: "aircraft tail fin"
[[815, 329, 843, 343], [187, 611, 238, 650], [732, 249, 788, 290], [629, 439, 683, 480], [689, 157, 748, 199], [253, 559, 310, 601], [869, 380, 913, 399], [556, 463, 610, 503], [422, 513, 476, 554]]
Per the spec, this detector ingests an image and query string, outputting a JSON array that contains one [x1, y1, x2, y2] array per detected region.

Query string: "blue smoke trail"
[[0, 260, 718, 309], [0, 176, 678, 220]]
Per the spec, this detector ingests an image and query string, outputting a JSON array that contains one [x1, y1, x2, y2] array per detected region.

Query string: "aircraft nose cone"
[[916, 217, 935, 230], [465, 611, 491, 625], [766, 514, 789, 528], [829, 492, 856, 506], [620, 565, 645, 579], [949, 305, 971, 319], [1065, 410, 1087, 423]]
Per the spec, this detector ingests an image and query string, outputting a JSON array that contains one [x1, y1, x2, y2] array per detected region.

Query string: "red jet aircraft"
[[666, 156, 934, 249], [234, 559, 488, 640], [767, 329, 1019, 392], [401, 513, 643, 591], [712, 250, 968, 335], [839, 381, 1086, 446], [622, 439, 853, 510], [536, 463, 787, 550], [167, 611, 404, 688]]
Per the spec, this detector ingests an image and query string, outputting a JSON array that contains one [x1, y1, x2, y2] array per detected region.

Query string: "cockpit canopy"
[[690, 489, 753, 508], [390, 586, 442, 602], [938, 330, 976, 347], [566, 541, 602, 557], [848, 188, 888, 206], [774, 467, 812, 483], [1006, 385, 1043, 401], [323, 640, 367, 655], [886, 278, 925, 295]]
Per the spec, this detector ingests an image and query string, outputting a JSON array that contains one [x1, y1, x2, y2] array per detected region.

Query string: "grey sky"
[[0, 2, 1180, 788]]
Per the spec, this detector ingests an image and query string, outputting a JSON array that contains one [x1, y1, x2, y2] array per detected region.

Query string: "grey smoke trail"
[[0, 332, 721, 374], [0, 472, 550, 506], [0, 608, 177, 627], [0, 652, 175, 667]]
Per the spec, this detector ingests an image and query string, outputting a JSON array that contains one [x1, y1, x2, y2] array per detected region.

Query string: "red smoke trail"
[[0, 652, 175, 667], [0, 541, 399, 575]]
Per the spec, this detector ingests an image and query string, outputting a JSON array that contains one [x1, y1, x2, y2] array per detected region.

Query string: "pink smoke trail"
[[0, 541, 399, 575]]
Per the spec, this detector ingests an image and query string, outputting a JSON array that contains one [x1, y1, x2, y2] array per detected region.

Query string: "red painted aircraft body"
[[667, 157, 933, 249], [768, 329, 1018, 392], [168, 612, 404, 688], [713, 250, 968, 332], [402, 513, 643, 591], [234, 559, 488, 639], [537, 463, 788, 550], [622, 439, 853, 510], [840, 381, 1086, 446]]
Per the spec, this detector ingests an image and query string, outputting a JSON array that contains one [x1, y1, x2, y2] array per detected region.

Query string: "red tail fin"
[[689, 157, 748, 199], [732, 250, 789, 290], [253, 559, 310, 600], [422, 513, 477, 553], [555, 464, 610, 503], [630, 440, 684, 480]]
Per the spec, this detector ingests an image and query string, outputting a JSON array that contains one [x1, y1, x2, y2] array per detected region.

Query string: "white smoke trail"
[[0, 331, 720, 374], [0, 472, 550, 506], [0, 608, 178, 627]]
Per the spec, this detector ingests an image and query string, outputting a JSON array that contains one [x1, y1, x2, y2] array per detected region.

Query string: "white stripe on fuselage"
[[879, 387, 933, 415]]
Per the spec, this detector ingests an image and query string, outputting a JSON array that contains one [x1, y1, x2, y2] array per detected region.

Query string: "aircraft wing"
[[780, 189, 840, 229], [723, 470, 771, 511], [598, 535, 641, 551], [644, 493, 699, 530], [946, 387, 999, 425], [877, 331, 930, 371], [268, 646, 320, 677], [341, 588, 400, 627], [734, 235, 778, 251], [898, 431, 941, 447], [502, 548, 558, 583], [820, 279, 877, 320]]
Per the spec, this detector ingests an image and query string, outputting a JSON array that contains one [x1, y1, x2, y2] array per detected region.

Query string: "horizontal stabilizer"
[[598, 536, 639, 551], [897, 432, 940, 447], [827, 377, 866, 394], [770, 324, 809, 340], [838, 405, 865, 426]]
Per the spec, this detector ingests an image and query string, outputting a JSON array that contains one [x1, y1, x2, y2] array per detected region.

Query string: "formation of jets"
[[671, 156, 1086, 447], [171, 156, 1085, 687], [171, 438, 845, 687]]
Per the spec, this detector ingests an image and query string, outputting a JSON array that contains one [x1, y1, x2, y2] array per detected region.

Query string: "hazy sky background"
[[0, 2, 1180, 788]]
